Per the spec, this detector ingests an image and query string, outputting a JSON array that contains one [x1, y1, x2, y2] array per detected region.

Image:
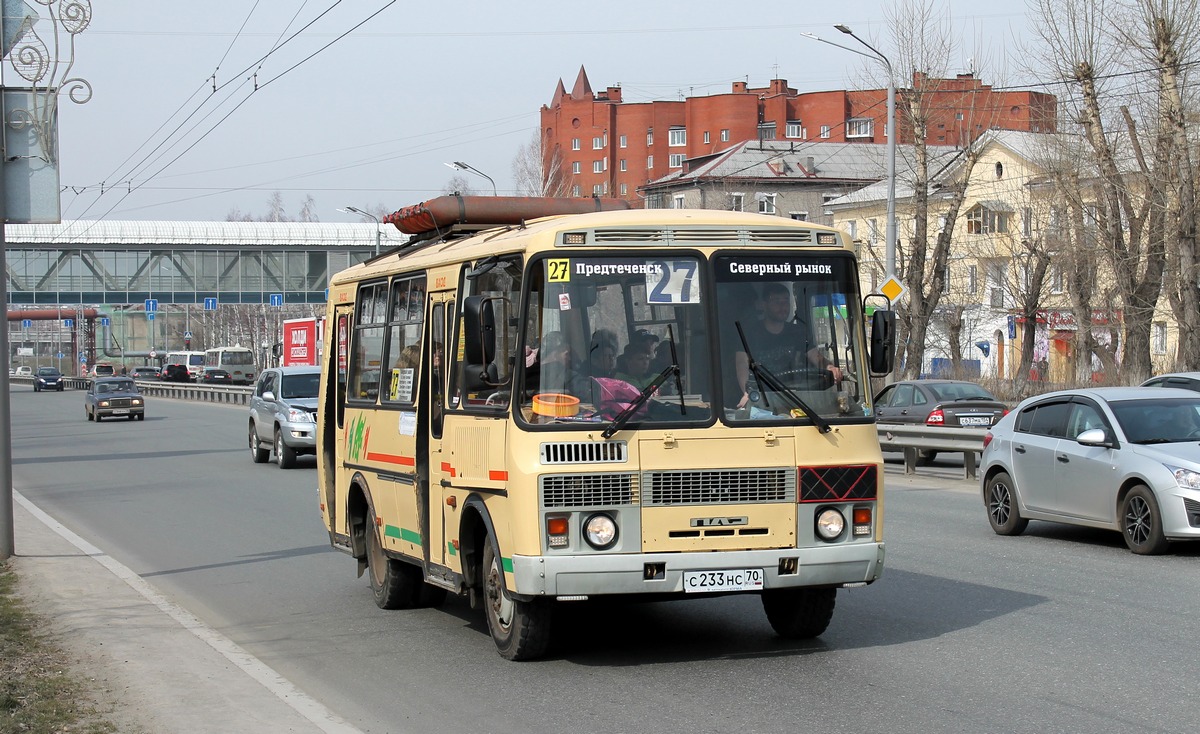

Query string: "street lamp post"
[[343, 206, 381, 256], [834, 24, 897, 279], [446, 161, 497, 196], [805, 26, 897, 279]]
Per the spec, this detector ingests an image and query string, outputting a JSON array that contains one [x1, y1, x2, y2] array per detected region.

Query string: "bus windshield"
[[714, 253, 870, 423], [521, 255, 712, 427], [516, 252, 871, 429]]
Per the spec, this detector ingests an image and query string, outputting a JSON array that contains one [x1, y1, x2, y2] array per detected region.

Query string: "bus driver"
[[734, 282, 842, 410]]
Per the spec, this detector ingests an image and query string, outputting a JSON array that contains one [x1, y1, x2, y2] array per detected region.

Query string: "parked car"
[[248, 366, 320, 469], [161, 364, 191, 383], [1141, 372, 1200, 392], [981, 386, 1200, 555], [15, 366, 33, 377], [34, 366, 64, 392], [85, 377, 145, 422], [201, 368, 233, 384], [874, 379, 1009, 464], [129, 366, 161, 380]]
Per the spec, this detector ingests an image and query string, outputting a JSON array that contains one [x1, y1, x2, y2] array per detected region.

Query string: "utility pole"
[[0, 3, 92, 560]]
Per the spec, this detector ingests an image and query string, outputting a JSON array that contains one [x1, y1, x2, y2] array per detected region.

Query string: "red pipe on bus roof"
[[384, 195, 632, 235], [7, 308, 103, 321]]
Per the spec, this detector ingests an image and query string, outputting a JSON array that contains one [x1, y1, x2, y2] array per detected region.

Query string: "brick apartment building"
[[540, 66, 1056, 205]]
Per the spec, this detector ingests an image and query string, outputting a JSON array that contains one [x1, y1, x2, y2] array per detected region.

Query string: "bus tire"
[[482, 540, 552, 660], [761, 587, 836, 639], [365, 516, 421, 610]]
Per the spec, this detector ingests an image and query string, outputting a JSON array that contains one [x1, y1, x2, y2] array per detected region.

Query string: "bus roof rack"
[[384, 195, 632, 243]]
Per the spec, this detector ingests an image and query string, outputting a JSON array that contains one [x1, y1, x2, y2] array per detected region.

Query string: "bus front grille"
[[540, 473, 638, 508], [799, 465, 878, 502], [641, 468, 796, 506]]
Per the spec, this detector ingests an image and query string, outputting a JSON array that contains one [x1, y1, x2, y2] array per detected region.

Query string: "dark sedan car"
[[129, 366, 161, 380], [85, 377, 145, 422], [875, 379, 1009, 464], [34, 366, 64, 392], [162, 364, 191, 383], [201, 368, 233, 384]]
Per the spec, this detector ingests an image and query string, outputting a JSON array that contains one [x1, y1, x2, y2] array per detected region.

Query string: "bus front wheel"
[[762, 587, 836, 639], [482, 540, 552, 661]]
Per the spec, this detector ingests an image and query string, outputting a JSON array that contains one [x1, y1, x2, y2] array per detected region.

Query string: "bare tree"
[[442, 175, 477, 197], [883, 0, 1003, 379], [511, 127, 573, 196]]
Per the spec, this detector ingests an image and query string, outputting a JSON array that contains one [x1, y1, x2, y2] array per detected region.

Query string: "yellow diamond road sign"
[[880, 276, 906, 303]]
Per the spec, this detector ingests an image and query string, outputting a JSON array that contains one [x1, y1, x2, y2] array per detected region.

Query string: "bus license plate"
[[683, 568, 764, 593]]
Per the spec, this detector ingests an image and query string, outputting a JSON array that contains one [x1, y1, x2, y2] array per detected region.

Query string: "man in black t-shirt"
[[734, 282, 842, 409]]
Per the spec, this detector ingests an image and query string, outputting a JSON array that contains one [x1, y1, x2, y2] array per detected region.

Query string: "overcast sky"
[[25, 1, 1035, 223]]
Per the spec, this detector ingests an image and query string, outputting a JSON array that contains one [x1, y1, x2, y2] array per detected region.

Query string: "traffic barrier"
[[876, 423, 986, 480]]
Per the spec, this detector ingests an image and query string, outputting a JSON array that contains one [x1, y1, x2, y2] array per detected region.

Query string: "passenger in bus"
[[588, 337, 618, 379], [615, 344, 655, 389], [734, 282, 841, 409]]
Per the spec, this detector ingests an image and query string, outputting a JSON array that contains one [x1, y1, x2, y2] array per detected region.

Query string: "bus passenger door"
[[323, 305, 353, 538], [422, 293, 453, 570]]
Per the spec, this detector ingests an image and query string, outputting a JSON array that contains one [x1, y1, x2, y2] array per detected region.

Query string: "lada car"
[[85, 377, 145, 422]]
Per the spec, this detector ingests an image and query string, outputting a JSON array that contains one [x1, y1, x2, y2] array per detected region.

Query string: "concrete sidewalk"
[[9, 491, 363, 734]]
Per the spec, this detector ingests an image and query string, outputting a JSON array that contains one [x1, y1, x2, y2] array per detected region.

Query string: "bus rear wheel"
[[761, 587, 837, 639], [482, 540, 551, 661]]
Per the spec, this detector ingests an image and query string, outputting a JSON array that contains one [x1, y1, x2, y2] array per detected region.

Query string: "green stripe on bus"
[[447, 542, 457, 556], [384, 525, 423, 546], [502, 557, 513, 573]]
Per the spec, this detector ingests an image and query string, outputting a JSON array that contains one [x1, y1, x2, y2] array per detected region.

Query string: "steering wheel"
[[776, 366, 834, 391]]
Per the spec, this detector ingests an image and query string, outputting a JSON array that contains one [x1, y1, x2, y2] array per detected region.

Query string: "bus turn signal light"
[[547, 516, 569, 548], [853, 507, 872, 536]]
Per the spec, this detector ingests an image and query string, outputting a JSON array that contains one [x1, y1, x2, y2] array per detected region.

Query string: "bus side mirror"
[[463, 295, 504, 391], [869, 309, 896, 376], [463, 295, 496, 365]]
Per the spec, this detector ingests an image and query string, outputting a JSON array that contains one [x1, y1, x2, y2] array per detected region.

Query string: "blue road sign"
[[147, 312, 156, 321], [203, 297, 218, 311], [63, 318, 73, 327], [100, 317, 110, 327], [21, 319, 31, 329], [145, 298, 158, 313], [184, 330, 193, 339], [269, 293, 283, 307], [1007, 315, 1016, 339], [80, 354, 86, 363], [56, 352, 64, 359]]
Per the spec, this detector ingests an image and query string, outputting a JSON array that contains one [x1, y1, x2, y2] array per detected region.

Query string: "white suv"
[[248, 366, 321, 469]]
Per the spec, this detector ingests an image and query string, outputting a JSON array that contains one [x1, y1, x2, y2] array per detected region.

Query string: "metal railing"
[[876, 423, 986, 480], [8, 375, 254, 405]]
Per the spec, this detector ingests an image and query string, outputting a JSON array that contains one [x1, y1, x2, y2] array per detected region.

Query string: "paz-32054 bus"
[[317, 196, 895, 660]]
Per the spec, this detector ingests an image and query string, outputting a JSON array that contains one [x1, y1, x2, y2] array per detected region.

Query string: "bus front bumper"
[[509, 542, 884, 598]]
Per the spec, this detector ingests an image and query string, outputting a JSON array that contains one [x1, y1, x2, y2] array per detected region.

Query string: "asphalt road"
[[9, 385, 1200, 734]]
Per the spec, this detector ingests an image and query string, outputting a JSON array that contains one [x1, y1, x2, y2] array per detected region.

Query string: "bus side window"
[[349, 282, 388, 402], [430, 303, 445, 438], [382, 275, 425, 404]]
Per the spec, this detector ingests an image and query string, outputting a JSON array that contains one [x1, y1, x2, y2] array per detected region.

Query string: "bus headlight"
[[815, 508, 845, 541], [583, 513, 618, 550]]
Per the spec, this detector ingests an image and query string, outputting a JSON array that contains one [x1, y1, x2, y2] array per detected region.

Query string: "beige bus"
[[317, 196, 895, 659]]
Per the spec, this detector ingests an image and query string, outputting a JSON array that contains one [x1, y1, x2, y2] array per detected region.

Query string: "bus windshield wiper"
[[735, 322, 831, 434], [602, 326, 683, 439]]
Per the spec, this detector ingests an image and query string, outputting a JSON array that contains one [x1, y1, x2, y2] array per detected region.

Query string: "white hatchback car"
[[15, 366, 33, 377], [981, 387, 1200, 555]]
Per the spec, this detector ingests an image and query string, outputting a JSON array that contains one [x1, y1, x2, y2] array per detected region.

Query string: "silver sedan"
[[981, 387, 1200, 554]]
